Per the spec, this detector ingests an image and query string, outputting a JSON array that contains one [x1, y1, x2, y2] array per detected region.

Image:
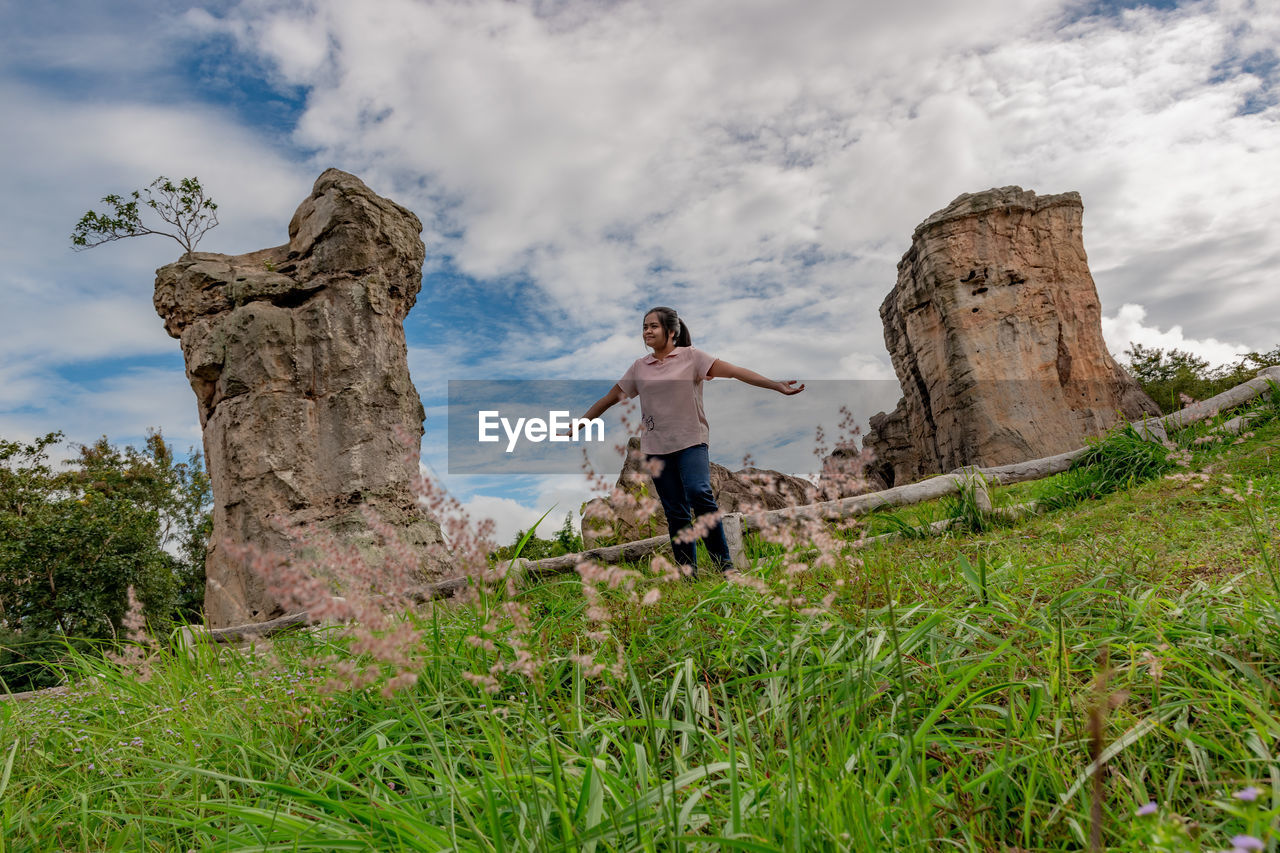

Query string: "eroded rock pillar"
[[864, 186, 1160, 487], [155, 169, 449, 627]]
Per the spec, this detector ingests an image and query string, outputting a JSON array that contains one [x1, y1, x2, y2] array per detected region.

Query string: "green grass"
[[3, 415, 1280, 851]]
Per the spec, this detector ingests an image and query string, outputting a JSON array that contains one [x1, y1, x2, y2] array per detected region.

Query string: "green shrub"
[[491, 512, 583, 561], [1036, 424, 1173, 511], [1125, 342, 1280, 413], [0, 431, 209, 691], [0, 628, 89, 692]]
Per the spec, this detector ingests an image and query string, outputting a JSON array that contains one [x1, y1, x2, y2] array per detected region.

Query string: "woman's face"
[[642, 313, 669, 350]]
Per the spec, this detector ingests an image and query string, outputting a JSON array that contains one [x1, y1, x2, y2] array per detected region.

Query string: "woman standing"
[[580, 307, 804, 575]]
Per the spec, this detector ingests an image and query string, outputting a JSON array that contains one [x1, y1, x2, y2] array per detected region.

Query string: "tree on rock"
[[71, 176, 218, 255]]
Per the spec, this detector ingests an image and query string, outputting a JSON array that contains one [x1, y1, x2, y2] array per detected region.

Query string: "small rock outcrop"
[[155, 169, 450, 628], [864, 187, 1159, 487], [582, 437, 816, 546]]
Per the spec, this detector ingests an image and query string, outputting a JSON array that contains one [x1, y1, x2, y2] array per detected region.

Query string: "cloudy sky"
[[2, 0, 1277, 541]]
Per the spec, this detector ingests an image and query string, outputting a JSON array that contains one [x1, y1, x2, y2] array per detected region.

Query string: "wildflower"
[[107, 588, 156, 681], [1233, 786, 1262, 802], [569, 654, 605, 678], [1135, 801, 1158, 816], [1139, 646, 1167, 680], [462, 671, 499, 694], [1230, 836, 1264, 852]]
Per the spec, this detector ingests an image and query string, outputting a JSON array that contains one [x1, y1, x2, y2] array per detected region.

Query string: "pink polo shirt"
[[617, 346, 719, 455]]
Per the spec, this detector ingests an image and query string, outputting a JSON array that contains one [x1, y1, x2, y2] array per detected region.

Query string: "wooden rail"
[[519, 365, 1280, 572]]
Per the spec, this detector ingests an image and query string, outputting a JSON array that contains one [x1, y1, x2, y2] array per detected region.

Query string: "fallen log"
[[520, 534, 672, 575], [1159, 365, 1280, 430], [0, 684, 73, 703]]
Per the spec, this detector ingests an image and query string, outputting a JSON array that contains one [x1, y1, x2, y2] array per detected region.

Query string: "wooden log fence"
[[521, 364, 1280, 572]]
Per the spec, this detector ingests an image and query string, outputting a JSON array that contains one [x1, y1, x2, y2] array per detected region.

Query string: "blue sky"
[[2, 0, 1277, 541]]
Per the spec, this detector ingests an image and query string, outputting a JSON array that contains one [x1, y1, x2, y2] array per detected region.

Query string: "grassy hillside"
[[2, 404, 1279, 851]]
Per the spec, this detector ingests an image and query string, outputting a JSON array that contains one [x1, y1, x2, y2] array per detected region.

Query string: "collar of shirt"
[[643, 348, 684, 365]]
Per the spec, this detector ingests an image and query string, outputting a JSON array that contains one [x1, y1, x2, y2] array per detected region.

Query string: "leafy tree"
[[492, 528, 556, 562], [1125, 343, 1280, 413], [70, 432, 211, 621], [491, 513, 583, 562], [71, 176, 218, 255], [553, 512, 583, 554], [0, 432, 210, 690], [1124, 344, 1215, 412]]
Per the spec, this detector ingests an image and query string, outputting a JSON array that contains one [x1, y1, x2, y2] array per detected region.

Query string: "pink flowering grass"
[[5, 410, 1280, 850], [104, 587, 156, 682], [12, 383, 1276, 849], [210, 429, 560, 698]]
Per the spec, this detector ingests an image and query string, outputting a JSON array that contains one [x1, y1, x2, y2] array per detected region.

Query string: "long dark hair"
[[645, 306, 692, 347]]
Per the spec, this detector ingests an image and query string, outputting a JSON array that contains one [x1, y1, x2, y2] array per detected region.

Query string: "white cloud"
[[0, 364, 201, 453], [6, 0, 1280, 538], [458, 474, 597, 545], [0, 1, 183, 80], [1102, 302, 1254, 368], [217, 0, 1278, 375], [0, 81, 312, 261], [458, 494, 552, 547], [0, 75, 314, 445], [0, 290, 173, 365]]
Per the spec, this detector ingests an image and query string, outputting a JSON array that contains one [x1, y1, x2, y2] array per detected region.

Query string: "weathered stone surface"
[[155, 169, 450, 628], [582, 437, 817, 546], [864, 186, 1159, 487]]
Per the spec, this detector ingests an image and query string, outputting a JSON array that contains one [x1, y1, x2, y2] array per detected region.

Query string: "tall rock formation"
[[864, 186, 1159, 487], [155, 169, 450, 628]]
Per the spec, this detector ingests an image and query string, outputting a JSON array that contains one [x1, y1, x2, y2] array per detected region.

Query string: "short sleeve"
[[617, 362, 638, 398], [690, 347, 717, 379]]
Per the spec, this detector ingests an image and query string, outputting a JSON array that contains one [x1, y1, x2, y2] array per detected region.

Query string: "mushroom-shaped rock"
[[155, 169, 450, 628]]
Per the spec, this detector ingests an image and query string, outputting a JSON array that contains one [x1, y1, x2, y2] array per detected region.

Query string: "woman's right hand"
[[775, 379, 805, 395]]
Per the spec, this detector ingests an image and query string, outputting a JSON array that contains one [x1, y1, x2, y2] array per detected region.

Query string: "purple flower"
[[1231, 835, 1264, 852], [1135, 801, 1158, 816], [1234, 786, 1262, 802]]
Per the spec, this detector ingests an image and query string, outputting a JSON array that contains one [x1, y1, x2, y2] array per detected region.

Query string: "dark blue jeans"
[[647, 443, 731, 573]]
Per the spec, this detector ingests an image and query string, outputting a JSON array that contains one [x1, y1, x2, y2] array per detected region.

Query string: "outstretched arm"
[[707, 360, 804, 395], [581, 384, 629, 420]]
